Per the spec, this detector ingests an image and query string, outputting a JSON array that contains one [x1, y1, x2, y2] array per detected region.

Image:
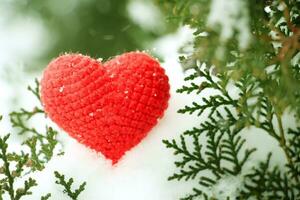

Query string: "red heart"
[[41, 52, 170, 164]]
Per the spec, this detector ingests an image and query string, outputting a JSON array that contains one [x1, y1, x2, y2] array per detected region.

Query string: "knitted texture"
[[41, 52, 170, 164]]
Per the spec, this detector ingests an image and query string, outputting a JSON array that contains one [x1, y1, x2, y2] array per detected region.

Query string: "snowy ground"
[[0, 1, 292, 200]]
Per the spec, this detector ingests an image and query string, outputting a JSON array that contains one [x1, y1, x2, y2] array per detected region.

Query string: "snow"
[[207, 0, 251, 50], [291, 52, 300, 66], [59, 86, 65, 93], [277, 1, 287, 11], [152, 26, 195, 60], [264, 6, 272, 14], [210, 175, 243, 199]]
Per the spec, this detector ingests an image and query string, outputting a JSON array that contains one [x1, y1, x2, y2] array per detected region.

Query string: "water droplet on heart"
[[154, 93, 157, 97], [59, 86, 64, 93], [124, 90, 129, 94], [153, 73, 156, 76], [110, 74, 115, 78], [140, 84, 144, 88], [96, 109, 102, 112], [89, 112, 94, 117]]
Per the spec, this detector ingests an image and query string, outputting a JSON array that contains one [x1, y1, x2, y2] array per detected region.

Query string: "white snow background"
[[0, 0, 294, 199]]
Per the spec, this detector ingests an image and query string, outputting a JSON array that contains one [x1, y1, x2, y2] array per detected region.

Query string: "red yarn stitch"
[[41, 52, 170, 164]]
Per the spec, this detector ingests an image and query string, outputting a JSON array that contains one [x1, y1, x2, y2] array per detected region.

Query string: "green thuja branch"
[[10, 78, 44, 137], [0, 133, 37, 200], [0, 79, 66, 199], [287, 127, 300, 180], [54, 171, 86, 200], [10, 107, 44, 136], [10, 79, 62, 172], [0, 129, 86, 200], [165, 66, 300, 199], [177, 68, 237, 117], [41, 193, 51, 200], [27, 78, 42, 101], [23, 127, 59, 171], [241, 153, 299, 199], [159, 0, 300, 199], [164, 67, 258, 199], [157, 0, 300, 118]]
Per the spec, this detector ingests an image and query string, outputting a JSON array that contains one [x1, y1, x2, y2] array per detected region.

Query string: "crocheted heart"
[[41, 52, 170, 164]]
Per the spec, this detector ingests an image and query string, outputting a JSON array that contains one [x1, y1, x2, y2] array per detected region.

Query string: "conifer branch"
[[159, 0, 300, 198], [9, 79, 62, 172], [41, 193, 51, 200], [0, 134, 37, 200], [0, 79, 64, 199], [165, 65, 300, 199], [54, 171, 86, 200], [27, 78, 42, 102], [275, 112, 299, 183]]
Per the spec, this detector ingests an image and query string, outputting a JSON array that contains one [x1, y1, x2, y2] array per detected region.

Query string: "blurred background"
[[1, 0, 175, 70], [0, 0, 178, 131]]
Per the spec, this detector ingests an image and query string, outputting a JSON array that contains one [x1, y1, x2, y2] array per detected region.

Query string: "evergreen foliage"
[[40, 193, 51, 200], [0, 133, 37, 200], [158, 0, 300, 199], [9, 79, 61, 171], [0, 80, 86, 199], [157, 0, 300, 119], [54, 171, 87, 200]]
